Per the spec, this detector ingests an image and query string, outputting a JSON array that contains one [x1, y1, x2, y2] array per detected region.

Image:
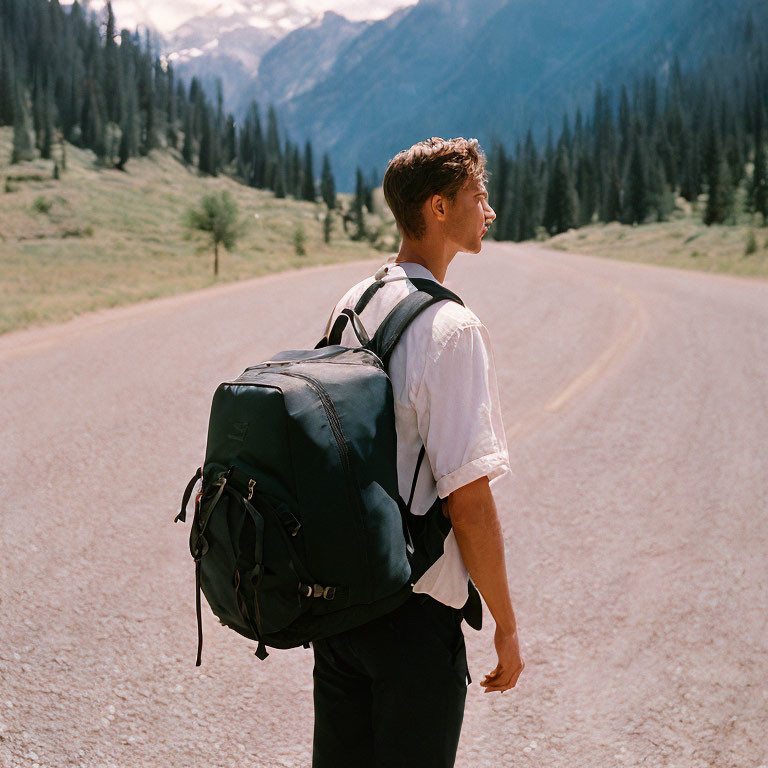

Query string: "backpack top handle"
[[330, 308, 370, 346], [316, 279, 387, 349]]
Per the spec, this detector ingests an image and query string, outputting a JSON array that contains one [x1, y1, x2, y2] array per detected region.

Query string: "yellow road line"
[[545, 285, 647, 413]]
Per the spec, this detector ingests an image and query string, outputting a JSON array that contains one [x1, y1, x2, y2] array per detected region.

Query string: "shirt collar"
[[374, 261, 441, 284]]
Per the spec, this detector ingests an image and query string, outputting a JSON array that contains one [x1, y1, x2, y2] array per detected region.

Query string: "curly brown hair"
[[382, 137, 488, 240]]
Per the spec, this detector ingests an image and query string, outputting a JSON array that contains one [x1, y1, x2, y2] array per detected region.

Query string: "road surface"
[[0, 242, 766, 768]]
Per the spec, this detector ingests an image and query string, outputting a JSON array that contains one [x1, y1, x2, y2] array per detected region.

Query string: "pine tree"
[[680, 133, 701, 202], [250, 115, 266, 188], [704, 154, 734, 225], [265, 104, 282, 190], [103, 1, 123, 125], [301, 140, 316, 202], [40, 84, 54, 160], [137, 35, 154, 155], [622, 135, 649, 224], [749, 132, 768, 224], [725, 133, 743, 187], [12, 85, 35, 163], [182, 110, 194, 165], [198, 106, 215, 176], [701, 117, 722, 201], [575, 153, 597, 226], [364, 168, 375, 212], [543, 143, 578, 235], [119, 45, 139, 157], [283, 138, 295, 195], [352, 167, 366, 240], [602, 156, 622, 223], [487, 142, 508, 235], [215, 79, 224, 154], [291, 144, 301, 197], [32, 70, 46, 152], [648, 155, 675, 222], [618, 84, 631, 159], [320, 153, 336, 209], [519, 131, 540, 240], [274, 155, 286, 198], [116, 125, 129, 170], [0, 44, 16, 125], [504, 159, 522, 241], [166, 66, 178, 147], [224, 115, 236, 165]]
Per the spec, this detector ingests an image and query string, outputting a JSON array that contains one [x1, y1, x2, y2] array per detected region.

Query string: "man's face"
[[442, 177, 496, 254]]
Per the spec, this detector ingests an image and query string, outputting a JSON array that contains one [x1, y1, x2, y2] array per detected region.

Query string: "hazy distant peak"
[[168, 0, 316, 40]]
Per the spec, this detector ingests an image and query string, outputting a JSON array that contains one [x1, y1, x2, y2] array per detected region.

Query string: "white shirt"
[[328, 261, 510, 608]]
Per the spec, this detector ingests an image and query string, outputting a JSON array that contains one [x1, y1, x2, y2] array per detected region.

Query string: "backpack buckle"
[[299, 583, 336, 600]]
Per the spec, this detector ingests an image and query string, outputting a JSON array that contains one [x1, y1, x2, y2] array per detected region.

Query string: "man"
[[312, 137, 524, 768]]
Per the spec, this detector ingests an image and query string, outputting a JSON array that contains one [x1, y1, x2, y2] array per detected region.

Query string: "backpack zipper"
[[247, 349, 383, 371], [272, 371, 353, 484], [231, 370, 357, 511], [270, 370, 371, 586]]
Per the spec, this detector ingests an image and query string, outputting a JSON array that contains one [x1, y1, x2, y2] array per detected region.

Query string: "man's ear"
[[429, 193, 447, 221]]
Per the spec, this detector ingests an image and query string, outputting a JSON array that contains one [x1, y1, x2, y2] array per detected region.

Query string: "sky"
[[71, 0, 417, 34]]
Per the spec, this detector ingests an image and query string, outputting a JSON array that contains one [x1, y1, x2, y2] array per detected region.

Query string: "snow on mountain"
[[164, 0, 317, 69]]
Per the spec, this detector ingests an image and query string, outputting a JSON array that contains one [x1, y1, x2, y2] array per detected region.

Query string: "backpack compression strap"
[[364, 278, 463, 369]]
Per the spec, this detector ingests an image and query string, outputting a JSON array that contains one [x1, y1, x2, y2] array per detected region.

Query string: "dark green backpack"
[[175, 278, 463, 664]]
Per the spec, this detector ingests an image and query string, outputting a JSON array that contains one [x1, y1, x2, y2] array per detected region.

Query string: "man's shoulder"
[[432, 298, 482, 331], [331, 267, 485, 350], [417, 295, 484, 352]]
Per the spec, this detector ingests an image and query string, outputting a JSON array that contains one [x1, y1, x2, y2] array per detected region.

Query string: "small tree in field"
[[294, 223, 306, 256], [323, 209, 333, 243], [184, 190, 240, 276]]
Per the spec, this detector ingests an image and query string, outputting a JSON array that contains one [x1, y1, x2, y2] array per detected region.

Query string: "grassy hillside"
[[2, 126, 766, 338], [544, 201, 768, 280], [0, 127, 395, 335]]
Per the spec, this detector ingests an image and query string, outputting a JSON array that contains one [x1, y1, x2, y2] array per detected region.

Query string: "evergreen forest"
[[0, 0, 337, 204], [487, 10, 768, 240]]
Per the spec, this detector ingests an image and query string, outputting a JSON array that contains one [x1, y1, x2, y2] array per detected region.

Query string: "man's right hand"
[[481, 626, 524, 693], [446, 476, 524, 694]]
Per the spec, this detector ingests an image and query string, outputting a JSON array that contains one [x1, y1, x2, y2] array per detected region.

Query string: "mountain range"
[[159, 0, 764, 191], [161, 0, 318, 118]]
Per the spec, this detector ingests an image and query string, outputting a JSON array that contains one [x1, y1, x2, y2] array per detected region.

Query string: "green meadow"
[[544, 185, 768, 279], [0, 127, 394, 335]]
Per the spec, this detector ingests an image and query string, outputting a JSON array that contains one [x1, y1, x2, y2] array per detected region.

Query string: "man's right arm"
[[445, 475, 524, 693]]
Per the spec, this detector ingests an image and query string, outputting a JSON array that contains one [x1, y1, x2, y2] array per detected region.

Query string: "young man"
[[312, 137, 524, 768]]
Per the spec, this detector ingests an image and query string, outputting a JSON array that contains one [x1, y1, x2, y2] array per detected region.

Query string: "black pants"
[[311, 593, 469, 768]]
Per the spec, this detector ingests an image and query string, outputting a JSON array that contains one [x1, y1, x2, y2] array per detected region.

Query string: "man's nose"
[[485, 203, 496, 223]]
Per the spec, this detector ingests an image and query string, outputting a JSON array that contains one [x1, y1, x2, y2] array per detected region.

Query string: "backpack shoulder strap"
[[354, 278, 386, 315], [316, 278, 387, 349], [365, 278, 463, 369]]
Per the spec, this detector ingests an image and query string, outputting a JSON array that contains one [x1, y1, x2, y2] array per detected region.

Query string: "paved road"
[[1, 243, 766, 768]]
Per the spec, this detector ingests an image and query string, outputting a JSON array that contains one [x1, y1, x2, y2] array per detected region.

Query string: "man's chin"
[[458, 239, 483, 254]]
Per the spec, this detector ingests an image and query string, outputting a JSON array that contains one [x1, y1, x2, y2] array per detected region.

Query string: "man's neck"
[[394, 239, 455, 283]]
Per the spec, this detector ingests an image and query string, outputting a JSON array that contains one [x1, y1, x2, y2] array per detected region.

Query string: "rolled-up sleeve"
[[412, 321, 510, 499]]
